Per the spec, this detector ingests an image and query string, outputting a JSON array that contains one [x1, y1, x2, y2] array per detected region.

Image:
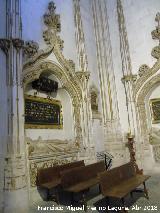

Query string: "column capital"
[[0, 38, 11, 55], [12, 38, 24, 50]]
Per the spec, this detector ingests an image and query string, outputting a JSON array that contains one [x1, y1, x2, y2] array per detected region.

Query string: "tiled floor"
[[30, 174, 160, 213]]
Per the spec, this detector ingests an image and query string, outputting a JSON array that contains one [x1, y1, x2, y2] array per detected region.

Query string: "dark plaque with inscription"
[[150, 99, 160, 124], [25, 95, 63, 129]]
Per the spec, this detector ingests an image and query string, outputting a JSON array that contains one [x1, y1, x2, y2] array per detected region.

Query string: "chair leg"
[[71, 192, 74, 205], [82, 192, 87, 212], [55, 186, 60, 204], [121, 198, 125, 206], [98, 184, 101, 193], [121, 198, 128, 213], [143, 182, 149, 199], [46, 189, 50, 200]]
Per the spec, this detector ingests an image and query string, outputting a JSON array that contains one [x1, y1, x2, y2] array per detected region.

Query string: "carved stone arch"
[[136, 73, 160, 145], [23, 60, 83, 145], [134, 12, 160, 147]]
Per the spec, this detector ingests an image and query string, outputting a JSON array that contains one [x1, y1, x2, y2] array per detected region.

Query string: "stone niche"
[[24, 73, 79, 187]]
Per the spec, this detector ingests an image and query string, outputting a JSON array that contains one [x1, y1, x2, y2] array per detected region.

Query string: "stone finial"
[[43, 1, 61, 32], [155, 12, 160, 26], [0, 38, 11, 55]]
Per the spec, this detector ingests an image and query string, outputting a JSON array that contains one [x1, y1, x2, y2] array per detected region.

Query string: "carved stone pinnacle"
[[151, 12, 160, 44], [43, 1, 61, 32], [155, 12, 160, 26]]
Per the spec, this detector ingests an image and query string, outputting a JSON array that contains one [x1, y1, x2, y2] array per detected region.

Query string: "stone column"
[[0, 0, 29, 212], [73, 0, 93, 148], [91, 0, 125, 166]]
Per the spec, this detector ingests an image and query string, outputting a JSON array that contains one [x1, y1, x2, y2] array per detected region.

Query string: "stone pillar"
[[73, 0, 93, 148], [0, 0, 29, 212], [117, 0, 138, 136]]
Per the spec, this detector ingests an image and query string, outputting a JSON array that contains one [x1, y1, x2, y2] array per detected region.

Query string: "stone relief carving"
[[29, 158, 73, 187], [26, 137, 79, 157], [26, 137, 79, 187]]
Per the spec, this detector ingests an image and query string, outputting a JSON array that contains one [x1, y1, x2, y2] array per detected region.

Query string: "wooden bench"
[[99, 162, 150, 211], [37, 160, 85, 203], [60, 161, 106, 210]]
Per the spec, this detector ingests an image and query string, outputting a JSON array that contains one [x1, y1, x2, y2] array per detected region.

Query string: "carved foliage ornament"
[[151, 46, 160, 59], [138, 64, 150, 77], [23, 41, 39, 58]]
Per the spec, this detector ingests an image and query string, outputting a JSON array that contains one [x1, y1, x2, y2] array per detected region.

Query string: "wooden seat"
[[65, 177, 99, 192], [99, 162, 150, 212], [101, 174, 150, 199], [37, 160, 85, 202], [60, 161, 106, 211]]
